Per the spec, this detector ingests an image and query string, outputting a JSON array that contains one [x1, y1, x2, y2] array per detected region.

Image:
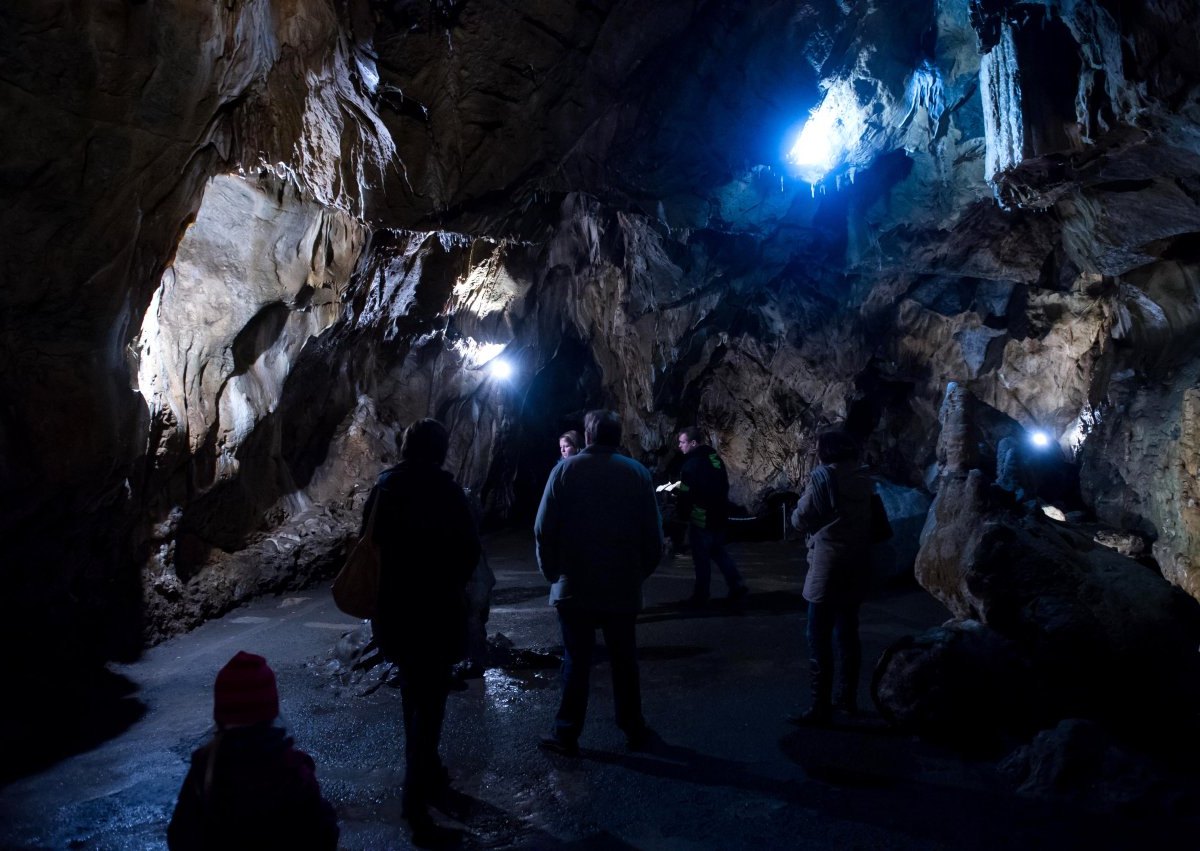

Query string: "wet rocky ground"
[[0, 532, 1193, 849]]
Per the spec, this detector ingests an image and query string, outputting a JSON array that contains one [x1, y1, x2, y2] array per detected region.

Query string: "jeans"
[[554, 607, 645, 743], [688, 525, 745, 598], [805, 599, 862, 707]]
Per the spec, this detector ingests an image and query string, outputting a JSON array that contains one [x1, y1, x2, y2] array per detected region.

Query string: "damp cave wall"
[[3, 0, 1200, 673]]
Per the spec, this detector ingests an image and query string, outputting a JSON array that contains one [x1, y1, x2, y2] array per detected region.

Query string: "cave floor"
[[0, 532, 1186, 850]]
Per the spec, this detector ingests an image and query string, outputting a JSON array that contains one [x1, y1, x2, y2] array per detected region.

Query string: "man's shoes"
[[427, 784, 472, 820], [407, 810, 464, 850], [625, 726, 661, 753], [538, 735, 580, 757], [677, 594, 709, 610], [834, 697, 859, 717], [452, 660, 486, 680], [787, 705, 833, 727], [448, 661, 483, 690], [402, 795, 438, 843], [725, 585, 749, 603]]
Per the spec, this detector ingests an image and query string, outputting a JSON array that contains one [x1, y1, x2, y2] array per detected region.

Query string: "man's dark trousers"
[[554, 607, 644, 744], [688, 525, 744, 598], [394, 658, 450, 804]]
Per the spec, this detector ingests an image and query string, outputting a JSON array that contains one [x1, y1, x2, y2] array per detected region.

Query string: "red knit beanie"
[[213, 651, 279, 727]]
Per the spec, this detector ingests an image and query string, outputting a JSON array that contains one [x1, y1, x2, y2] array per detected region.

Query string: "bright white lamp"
[[488, 358, 513, 380]]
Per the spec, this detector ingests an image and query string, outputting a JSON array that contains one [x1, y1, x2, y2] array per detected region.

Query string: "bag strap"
[[362, 485, 383, 543], [810, 465, 840, 532]]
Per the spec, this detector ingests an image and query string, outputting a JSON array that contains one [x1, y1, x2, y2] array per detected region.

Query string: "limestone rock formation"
[[1, 0, 393, 661], [907, 384, 1200, 729], [998, 719, 1197, 815], [5, 0, 1200, 669], [872, 618, 1038, 745]]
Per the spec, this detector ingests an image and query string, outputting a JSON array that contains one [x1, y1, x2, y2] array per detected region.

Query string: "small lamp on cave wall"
[[488, 357, 514, 381], [471, 341, 515, 381], [1028, 429, 1052, 449]]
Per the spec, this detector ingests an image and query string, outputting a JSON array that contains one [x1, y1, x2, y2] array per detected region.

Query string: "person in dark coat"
[[363, 418, 481, 836], [790, 430, 874, 724], [534, 409, 663, 755], [675, 426, 748, 606], [167, 651, 338, 851]]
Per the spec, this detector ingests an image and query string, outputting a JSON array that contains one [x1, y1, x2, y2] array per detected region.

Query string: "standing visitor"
[[364, 419, 481, 840], [534, 410, 663, 755], [790, 429, 873, 725], [676, 426, 748, 607]]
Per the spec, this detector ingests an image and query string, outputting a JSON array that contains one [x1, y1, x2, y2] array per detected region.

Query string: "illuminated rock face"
[[911, 385, 1200, 727], [5, 0, 1200, 654], [0, 0, 391, 657]]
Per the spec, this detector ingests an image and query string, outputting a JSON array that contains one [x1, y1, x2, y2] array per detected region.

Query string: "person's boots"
[[834, 662, 860, 716], [789, 660, 832, 725]]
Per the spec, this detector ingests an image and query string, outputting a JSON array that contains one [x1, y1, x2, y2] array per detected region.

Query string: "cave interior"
[[4, 0, 1200, 839]]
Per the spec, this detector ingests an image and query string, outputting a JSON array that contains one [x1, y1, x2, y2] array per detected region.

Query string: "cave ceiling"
[[4, 0, 1200, 657]]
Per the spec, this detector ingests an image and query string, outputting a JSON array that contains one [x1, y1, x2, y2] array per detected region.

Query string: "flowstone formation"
[[3, 0, 1200, 678]]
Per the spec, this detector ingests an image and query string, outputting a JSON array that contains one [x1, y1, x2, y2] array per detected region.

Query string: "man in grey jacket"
[[534, 409, 664, 755]]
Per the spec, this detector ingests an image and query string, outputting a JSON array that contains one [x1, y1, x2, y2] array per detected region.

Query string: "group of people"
[[168, 415, 876, 847]]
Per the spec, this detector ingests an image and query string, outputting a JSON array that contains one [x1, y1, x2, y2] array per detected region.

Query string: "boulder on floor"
[[871, 618, 1041, 748], [998, 719, 1198, 817]]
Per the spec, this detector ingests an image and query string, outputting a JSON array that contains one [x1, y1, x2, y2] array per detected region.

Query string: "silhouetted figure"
[[790, 430, 873, 725], [534, 409, 663, 755], [167, 651, 338, 851], [558, 429, 583, 459], [675, 426, 748, 607], [363, 418, 481, 839]]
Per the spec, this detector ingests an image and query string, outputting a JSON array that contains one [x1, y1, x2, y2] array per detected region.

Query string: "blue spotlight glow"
[[788, 112, 838, 179], [488, 358, 514, 380], [786, 79, 865, 185], [1029, 429, 1051, 449]]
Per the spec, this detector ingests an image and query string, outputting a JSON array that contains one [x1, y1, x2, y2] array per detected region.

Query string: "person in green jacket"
[[675, 426, 748, 607]]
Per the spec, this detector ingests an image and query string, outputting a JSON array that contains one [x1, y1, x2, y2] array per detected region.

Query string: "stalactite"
[[979, 22, 1023, 185]]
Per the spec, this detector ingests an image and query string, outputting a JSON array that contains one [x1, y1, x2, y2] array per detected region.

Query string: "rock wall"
[[0, 0, 392, 659]]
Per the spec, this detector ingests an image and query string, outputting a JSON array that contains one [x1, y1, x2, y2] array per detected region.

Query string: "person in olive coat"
[[790, 430, 873, 724]]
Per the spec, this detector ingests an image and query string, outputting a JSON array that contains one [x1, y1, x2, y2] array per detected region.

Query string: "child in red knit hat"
[[167, 651, 338, 850]]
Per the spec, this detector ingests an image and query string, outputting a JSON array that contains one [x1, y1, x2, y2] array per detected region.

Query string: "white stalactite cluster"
[[980, 22, 1024, 186]]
